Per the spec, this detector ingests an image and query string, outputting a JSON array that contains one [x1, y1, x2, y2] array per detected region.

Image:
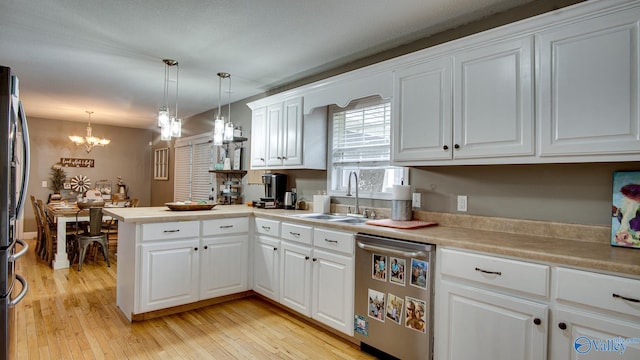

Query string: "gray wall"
[[25, 116, 153, 231]]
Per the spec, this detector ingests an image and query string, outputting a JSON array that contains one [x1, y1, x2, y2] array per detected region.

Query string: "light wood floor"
[[14, 238, 375, 359]]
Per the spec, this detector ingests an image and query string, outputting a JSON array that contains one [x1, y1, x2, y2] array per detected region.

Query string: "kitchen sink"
[[290, 213, 370, 224]]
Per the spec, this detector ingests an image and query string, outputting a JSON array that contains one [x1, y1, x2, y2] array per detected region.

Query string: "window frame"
[[327, 96, 408, 200]]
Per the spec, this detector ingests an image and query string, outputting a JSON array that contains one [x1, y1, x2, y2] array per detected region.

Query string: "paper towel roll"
[[313, 195, 331, 213], [392, 185, 411, 200]]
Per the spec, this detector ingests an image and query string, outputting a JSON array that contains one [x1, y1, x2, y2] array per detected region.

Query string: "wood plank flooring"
[[14, 238, 375, 359]]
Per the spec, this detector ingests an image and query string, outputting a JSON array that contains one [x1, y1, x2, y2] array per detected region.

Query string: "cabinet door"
[[281, 97, 304, 166], [280, 241, 313, 316], [250, 106, 267, 168], [266, 102, 284, 166], [453, 36, 534, 159], [551, 306, 640, 360], [392, 56, 453, 162], [253, 234, 280, 301], [437, 281, 547, 360], [200, 234, 248, 299], [140, 239, 199, 312], [311, 248, 354, 336], [537, 9, 640, 156]]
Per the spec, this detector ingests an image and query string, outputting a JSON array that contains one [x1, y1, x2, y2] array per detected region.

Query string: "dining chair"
[[72, 207, 111, 271], [30, 195, 45, 257], [35, 199, 57, 264]]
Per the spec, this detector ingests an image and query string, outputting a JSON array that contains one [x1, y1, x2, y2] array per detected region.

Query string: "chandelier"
[[158, 59, 181, 141], [69, 110, 110, 153], [212, 72, 234, 146]]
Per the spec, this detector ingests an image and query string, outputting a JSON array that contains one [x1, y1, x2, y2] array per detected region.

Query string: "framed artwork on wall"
[[611, 171, 640, 249], [233, 147, 242, 170]]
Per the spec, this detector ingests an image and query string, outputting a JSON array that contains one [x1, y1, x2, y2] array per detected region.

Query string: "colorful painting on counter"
[[611, 171, 640, 249]]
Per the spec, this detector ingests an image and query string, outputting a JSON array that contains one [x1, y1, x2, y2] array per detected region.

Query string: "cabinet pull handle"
[[443, 145, 449, 150], [558, 322, 567, 330], [163, 229, 180, 233], [220, 225, 234, 229], [454, 144, 460, 149], [533, 318, 541, 325], [290, 231, 300, 237], [613, 293, 640, 303], [262, 225, 271, 231], [474, 267, 502, 276], [324, 238, 338, 244]]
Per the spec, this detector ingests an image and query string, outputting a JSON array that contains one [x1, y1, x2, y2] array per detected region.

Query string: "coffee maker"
[[259, 173, 288, 208]]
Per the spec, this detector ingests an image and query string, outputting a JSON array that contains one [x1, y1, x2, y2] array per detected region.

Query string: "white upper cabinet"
[[250, 106, 267, 168], [453, 36, 534, 159], [392, 56, 453, 162], [249, 97, 326, 170], [537, 7, 640, 158], [392, 36, 534, 165]]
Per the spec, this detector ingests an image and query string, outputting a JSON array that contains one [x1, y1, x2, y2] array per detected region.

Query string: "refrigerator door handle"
[[15, 100, 30, 217], [9, 239, 28, 261], [357, 241, 427, 259], [8, 274, 28, 306]]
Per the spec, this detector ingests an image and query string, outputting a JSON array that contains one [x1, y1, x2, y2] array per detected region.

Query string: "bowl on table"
[[76, 200, 105, 210]]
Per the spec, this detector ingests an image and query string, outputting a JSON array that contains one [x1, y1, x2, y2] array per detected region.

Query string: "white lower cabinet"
[[200, 234, 248, 299], [436, 248, 549, 360], [276, 222, 355, 336], [550, 267, 640, 359], [253, 234, 280, 301], [438, 280, 548, 360], [140, 238, 200, 313]]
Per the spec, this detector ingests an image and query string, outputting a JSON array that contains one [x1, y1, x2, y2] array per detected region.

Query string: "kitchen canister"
[[313, 194, 331, 214], [391, 185, 412, 221]]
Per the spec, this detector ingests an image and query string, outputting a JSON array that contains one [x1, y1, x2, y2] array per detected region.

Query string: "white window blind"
[[329, 97, 406, 199], [173, 133, 216, 202], [332, 101, 391, 165]]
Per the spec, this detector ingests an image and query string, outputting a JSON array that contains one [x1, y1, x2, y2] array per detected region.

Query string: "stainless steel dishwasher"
[[354, 233, 434, 360]]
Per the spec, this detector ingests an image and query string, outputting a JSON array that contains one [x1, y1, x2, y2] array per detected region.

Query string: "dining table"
[[46, 202, 122, 269]]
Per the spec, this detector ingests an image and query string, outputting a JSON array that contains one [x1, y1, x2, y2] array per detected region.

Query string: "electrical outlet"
[[412, 192, 421, 208], [457, 195, 468, 212], [41, 180, 48, 188]]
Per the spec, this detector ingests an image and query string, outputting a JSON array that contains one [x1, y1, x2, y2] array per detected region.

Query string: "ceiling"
[[1, 0, 537, 129]]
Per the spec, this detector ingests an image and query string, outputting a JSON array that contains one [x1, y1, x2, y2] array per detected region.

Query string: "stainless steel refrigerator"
[[1, 66, 30, 360]]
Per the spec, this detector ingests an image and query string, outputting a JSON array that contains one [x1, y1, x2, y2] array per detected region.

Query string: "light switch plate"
[[41, 180, 48, 188]]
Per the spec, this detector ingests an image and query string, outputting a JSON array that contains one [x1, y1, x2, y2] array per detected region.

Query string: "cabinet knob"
[[312, 258, 317, 262], [204, 245, 208, 250], [533, 318, 541, 325], [443, 145, 449, 150], [273, 247, 278, 251], [194, 247, 198, 251], [305, 256, 310, 260], [558, 322, 567, 330], [454, 144, 460, 149]]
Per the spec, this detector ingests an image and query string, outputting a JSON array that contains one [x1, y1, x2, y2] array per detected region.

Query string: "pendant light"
[[158, 59, 181, 141], [213, 72, 233, 145], [69, 110, 110, 153]]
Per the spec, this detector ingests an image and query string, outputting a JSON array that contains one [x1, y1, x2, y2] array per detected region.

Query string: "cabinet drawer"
[[142, 221, 200, 241], [281, 222, 313, 245], [255, 218, 280, 237], [313, 228, 354, 255], [202, 217, 249, 236], [440, 248, 549, 297], [555, 267, 640, 318]]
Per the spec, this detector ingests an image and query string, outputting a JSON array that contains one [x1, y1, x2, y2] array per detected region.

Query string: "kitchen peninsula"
[[105, 206, 639, 312]]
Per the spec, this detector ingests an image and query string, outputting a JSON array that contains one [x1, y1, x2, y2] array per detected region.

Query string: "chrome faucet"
[[346, 171, 360, 215]]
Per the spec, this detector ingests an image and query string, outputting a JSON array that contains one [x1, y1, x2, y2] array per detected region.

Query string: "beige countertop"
[[104, 205, 640, 277]]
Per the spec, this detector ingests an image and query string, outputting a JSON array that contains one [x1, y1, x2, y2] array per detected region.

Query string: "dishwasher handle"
[[357, 241, 428, 259]]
